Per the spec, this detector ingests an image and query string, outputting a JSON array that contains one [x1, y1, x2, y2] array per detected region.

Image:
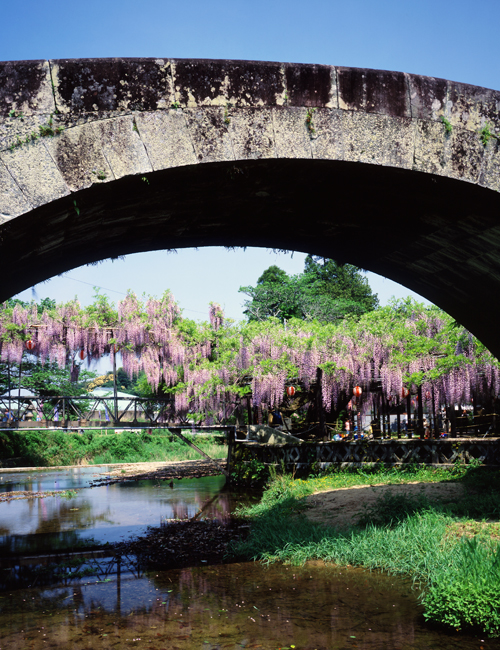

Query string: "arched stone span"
[[1, 59, 500, 353]]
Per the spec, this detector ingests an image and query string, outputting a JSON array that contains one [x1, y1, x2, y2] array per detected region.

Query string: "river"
[[0, 467, 491, 649]]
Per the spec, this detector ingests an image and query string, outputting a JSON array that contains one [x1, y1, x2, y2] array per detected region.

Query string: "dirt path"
[[303, 481, 465, 529]]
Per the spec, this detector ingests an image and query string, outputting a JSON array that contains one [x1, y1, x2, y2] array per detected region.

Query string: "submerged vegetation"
[[0, 429, 227, 467], [232, 465, 500, 637]]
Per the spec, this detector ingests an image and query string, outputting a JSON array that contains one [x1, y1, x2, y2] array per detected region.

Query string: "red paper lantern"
[[25, 340, 35, 351], [286, 386, 296, 397], [425, 391, 432, 400], [353, 386, 362, 397], [401, 387, 410, 398], [79, 349, 86, 360], [387, 395, 392, 402]]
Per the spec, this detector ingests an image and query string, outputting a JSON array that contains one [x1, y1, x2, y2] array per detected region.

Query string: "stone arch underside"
[[1, 58, 500, 354]]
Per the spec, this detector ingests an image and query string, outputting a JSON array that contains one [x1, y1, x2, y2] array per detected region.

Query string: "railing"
[[231, 437, 500, 473], [0, 395, 176, 426]]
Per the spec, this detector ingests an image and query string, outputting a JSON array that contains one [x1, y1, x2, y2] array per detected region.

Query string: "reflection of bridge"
[[1, 59, 500, 354]]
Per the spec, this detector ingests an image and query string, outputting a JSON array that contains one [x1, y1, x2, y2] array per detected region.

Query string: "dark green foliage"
[[303, 255, 379, 312], [240, 256, 378, 323], [257, 265, 289, 285], [422, 537, 500, 636], [3, 297, 56, 314]]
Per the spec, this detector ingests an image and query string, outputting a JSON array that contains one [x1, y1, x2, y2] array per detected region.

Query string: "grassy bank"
[[0, 429, 227, 466], [232, 465, 500, 637]]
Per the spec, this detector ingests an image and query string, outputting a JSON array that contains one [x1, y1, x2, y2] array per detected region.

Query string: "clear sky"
[[3, 0, 500, 322]]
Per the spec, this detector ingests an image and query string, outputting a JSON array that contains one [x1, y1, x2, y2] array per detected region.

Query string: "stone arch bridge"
[[1, 59, 500, 353]]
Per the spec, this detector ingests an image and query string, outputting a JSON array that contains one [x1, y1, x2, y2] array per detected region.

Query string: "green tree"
[[303, 255, 379, 312], [0, 359, 97, 397], [256, 265, 289, 286], [239, 258, 378, 323]]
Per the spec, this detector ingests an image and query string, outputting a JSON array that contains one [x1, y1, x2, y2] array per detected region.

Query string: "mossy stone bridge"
[[1, 58, 500, 352]]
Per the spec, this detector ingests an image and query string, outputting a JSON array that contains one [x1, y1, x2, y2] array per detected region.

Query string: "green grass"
[[231, 465, 500, 637], [0, 429, 227, 466]]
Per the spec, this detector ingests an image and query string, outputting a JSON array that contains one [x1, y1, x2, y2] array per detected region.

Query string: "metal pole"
[[169, 427, 229, 477]]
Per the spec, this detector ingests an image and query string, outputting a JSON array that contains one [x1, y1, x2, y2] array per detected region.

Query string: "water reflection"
[[0, 472, 255, 555], [0, 467, 99, 493], [0, 562, 488, 650]]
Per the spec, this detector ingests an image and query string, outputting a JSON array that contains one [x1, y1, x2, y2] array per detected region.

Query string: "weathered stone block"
[[51, 58, 174, 114], [272, 106, 312, 159], [0, 159, 31, 221], [412, 119, 447, 176], [341, 112, 413, 168], [338, 67, 410, 118], [172, 59, 286, 108], [0, 142, 69, 208], [0, 60, 55, 117], [480, 140, 500, 192], [447, 80, 500, 133], [310, 109, 343, 161], [93, 115, 152, 179], [284, 63, 336, 108], [134, 110, 196, 170], [446, 126, 485, 183], [183, 107, 234, 163], [45, 123, 113, 191], [229, 108, 276, 160], [408, 73, 447, 120]]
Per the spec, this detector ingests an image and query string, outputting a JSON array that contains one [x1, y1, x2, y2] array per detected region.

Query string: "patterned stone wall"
[[231, 438, 500, 472]]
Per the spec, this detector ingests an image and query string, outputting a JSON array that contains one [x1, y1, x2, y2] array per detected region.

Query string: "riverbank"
[[0, 429, 227, 467], [232, 465, 500, 637]]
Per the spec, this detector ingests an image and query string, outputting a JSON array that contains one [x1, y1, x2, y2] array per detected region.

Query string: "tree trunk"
[[316, 367, 327, 440], [417, 384, 424, 438]]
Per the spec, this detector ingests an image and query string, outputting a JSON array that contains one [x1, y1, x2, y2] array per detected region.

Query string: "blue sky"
[[3, 0, 500, 322]]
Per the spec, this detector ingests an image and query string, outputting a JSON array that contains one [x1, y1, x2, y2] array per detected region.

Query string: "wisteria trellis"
[[1, 294, 499, 421]]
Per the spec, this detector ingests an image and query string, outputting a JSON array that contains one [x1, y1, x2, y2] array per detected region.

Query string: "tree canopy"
[[239, 256, 378, 322]]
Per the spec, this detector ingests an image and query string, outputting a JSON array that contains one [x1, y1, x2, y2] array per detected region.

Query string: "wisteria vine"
[[1, 294, 499, 422]]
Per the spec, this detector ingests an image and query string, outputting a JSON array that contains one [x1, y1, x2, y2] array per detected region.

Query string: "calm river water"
[[0, 467, 492, 649]]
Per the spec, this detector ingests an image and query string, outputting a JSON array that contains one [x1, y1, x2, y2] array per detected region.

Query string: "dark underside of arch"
[[2, 158, 500, 355]]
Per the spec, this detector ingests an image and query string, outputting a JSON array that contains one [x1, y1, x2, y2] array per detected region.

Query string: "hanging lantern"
[[401, 387, 410, 398], [425, 391, 432, 400], [353, 386, 362, 397], [286, 386, 296, 397], [387, 395, 392, 402], [25, 339, 35, 351], [79, 349, 86, 360]]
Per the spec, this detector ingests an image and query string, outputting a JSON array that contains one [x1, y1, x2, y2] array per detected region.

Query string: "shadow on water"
[[0, 561, 491, 650]]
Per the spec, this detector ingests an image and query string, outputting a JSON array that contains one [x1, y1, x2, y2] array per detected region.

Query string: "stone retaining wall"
[[231, 438, 500, 472]]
